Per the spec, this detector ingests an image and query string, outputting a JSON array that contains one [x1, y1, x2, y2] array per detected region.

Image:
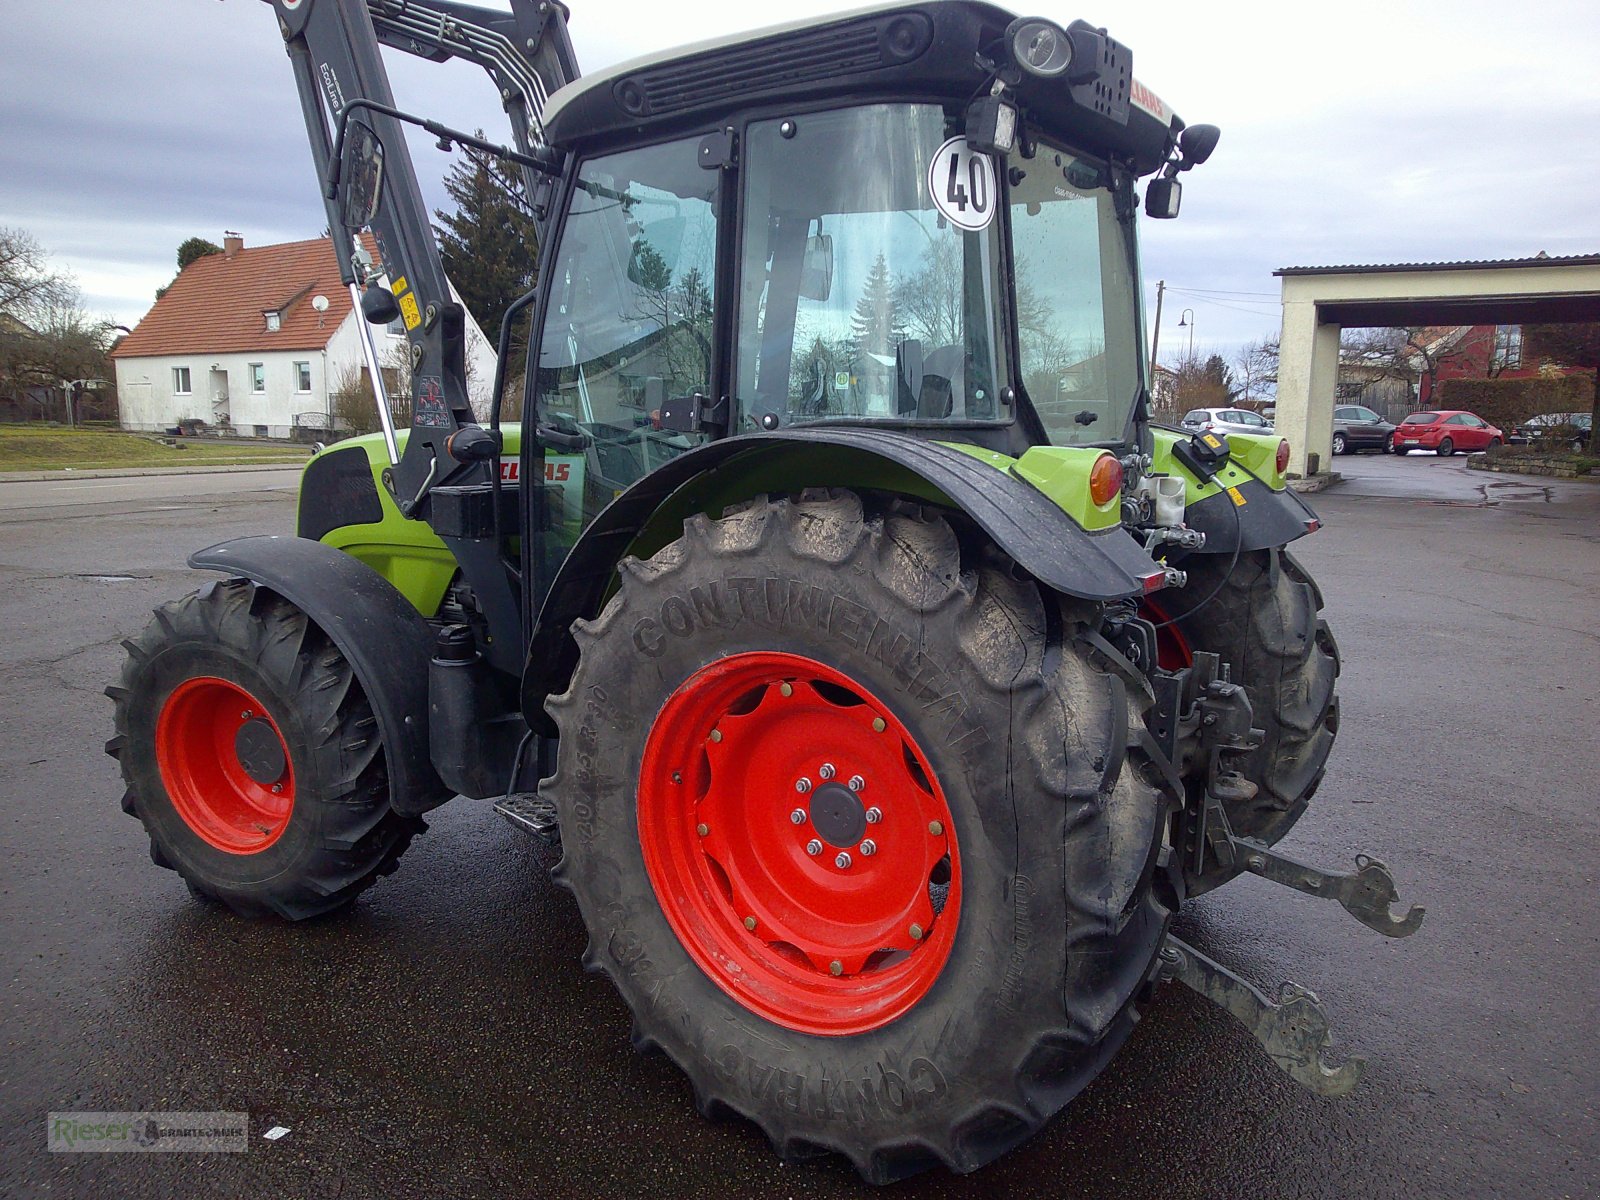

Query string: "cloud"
[[4, 0, 1596, 351]]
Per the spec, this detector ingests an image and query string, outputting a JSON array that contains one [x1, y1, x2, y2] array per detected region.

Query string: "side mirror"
[[1179, 123, 1221, 167], [1145, 177, 1181, 219], [340, 122, 386, 229], [799, 234, 834, 302]]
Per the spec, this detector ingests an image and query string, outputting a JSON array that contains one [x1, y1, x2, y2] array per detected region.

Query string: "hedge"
[[1435, 375, 1595, 430]]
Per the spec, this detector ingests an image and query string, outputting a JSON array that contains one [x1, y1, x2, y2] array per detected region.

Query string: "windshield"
[[736, 105, 1010, 427], [1007, 140, 1142, 446]]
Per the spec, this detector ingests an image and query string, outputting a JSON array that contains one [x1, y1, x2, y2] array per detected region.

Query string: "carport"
[[1272, 254, 1600, 476]]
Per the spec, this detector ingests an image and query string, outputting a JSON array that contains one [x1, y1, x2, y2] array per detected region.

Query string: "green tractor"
[[106, 0, 1421, 1181]]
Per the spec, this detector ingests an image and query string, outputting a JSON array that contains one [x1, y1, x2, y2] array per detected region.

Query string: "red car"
[[1392, 410, 1505, 456]]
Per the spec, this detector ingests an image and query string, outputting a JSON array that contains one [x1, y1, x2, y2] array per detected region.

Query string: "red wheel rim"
[[1140, 599, 1194, 671], [638, 652, 960, 1036], [155, 676, 295, 854]]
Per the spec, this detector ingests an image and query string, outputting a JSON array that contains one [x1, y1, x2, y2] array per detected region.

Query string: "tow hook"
[[1233, 838, 1425, 938], [1156, 936, 1365, 1097]]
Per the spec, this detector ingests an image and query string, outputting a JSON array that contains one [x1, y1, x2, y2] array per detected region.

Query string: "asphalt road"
[[2, 458, 1596, 1198]]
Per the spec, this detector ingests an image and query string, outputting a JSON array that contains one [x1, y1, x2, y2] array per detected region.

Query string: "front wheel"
[[106, 579, 420, 919], [1331, 432, 1347, 455], [1383, 433, 1396, 454], [544, 492, 1171, 1182], [1487, 437, 1502, 450], [1437, 437, 1454, 456]]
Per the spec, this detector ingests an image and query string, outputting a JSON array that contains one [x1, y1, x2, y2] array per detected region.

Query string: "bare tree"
[[0, 227, 74, 322], [1233, 337, 1278, 405]]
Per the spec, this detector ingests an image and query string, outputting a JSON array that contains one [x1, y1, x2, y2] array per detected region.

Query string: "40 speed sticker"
[[928, 136, 997, 232]]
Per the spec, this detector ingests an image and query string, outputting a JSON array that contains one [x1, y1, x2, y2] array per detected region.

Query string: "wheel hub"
[[638, 651, 961, 1036], [234, 717, 288, 786], [807, 781, 866, 847]]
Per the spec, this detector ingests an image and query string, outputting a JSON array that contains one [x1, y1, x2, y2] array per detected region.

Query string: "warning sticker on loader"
[[928, 137, 997, 232]]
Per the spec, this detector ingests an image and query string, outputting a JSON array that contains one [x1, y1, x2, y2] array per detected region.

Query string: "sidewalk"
[[0, 463, 306, 484]]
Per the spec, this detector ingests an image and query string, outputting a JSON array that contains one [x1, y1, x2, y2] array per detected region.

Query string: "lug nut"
[[743, 916, 757, 931], [709, 728, 723, 743], [848, 775, 865, 792], [859, 839, 876, 856], [819, 763, 836, 780], [909, 923, 924, 941], [696, 823, 710, 837], [790, 808, 807, 825], [829, 960, 843, 976], [872, 717, 886, 732], [806, 839, 823, 856], [928, 820, 944, 836], [271, 783, 283, 794], [779, 682, 793, 697], [671, 771, 682, 784], [834, 852, 852, 869], [865, 806, 882, 824], [795, 777, 812, 794], [240, 710, 252, 720]]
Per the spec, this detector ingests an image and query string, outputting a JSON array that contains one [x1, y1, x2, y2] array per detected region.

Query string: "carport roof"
[[1275, 253, 1600, 276]]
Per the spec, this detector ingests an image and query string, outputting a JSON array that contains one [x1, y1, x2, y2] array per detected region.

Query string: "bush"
[[1436, 375, 1594, 429]]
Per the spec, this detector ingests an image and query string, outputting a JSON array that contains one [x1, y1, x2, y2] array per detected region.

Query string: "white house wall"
[[115, 305, 497, 436]]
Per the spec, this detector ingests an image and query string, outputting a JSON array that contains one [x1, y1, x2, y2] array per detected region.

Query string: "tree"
[[177, 237, 222, 271], [433, 141, 542, 369], [1170, 351, 1238, 411], [850, 253, 903, 356], [1233, 337, 1279, 404], [0, 226, 73, 322], [1523, 322, 1600, 443]]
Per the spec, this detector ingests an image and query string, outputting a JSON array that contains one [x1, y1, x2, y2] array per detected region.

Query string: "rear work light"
[[1090, 453, 1124, 507], [1277, 439, 1291, 474]]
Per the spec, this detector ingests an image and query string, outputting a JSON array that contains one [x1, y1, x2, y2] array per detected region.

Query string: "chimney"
[[223, 231, 243, 259]]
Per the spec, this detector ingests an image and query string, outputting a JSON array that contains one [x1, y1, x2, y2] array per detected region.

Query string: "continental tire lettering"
[[688, 583, 727, 629], [570, 684, 611, 844], [708, 1042, 949, 1124], [660, 595, 694, 638], [998, 875, 1034, 1013], [633, 618, 665, 657]]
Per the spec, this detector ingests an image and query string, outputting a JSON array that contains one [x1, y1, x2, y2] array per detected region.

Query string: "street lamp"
[[1176, 309, 1196, 361]]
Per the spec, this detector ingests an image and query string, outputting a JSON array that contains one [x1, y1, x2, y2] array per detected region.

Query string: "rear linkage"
[[1130, 641, 1425, 1095]]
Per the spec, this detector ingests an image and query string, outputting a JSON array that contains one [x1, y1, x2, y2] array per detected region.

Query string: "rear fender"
[[521, 428, 1163, 725], [189, 535, 452, 816]]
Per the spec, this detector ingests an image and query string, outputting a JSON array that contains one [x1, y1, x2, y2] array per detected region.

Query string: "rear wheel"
[[544, 491, 1171, 1182], [1384, 433, 1396, 454], [106, 579, 420, 919], [1437, 437, 1454, 456], [1145, 548, 1339, 895]]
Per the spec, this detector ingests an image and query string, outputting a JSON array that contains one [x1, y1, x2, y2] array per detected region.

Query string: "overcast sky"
[[3, 0, 1597, 367]]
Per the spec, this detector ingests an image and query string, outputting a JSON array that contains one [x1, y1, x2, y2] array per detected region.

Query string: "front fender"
[[521, 428, 1163, 724], [189, 535, 452, 816]]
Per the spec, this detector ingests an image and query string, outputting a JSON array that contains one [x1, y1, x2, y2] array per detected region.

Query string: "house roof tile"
[[110, 236, 372, 359]]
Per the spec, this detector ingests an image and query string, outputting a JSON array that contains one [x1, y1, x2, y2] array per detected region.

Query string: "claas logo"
[[499, 461, 572, 483]]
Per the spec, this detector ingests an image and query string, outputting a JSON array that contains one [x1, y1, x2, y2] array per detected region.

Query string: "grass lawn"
[[0, 425, 310, 473]]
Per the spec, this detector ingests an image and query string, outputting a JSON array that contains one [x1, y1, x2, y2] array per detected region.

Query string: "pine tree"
[[432, 142, 542, 361], [851, 253, 903, 356]]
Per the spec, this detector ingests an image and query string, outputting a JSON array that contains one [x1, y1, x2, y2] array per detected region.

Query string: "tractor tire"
[[543, 491, 1171, 1183], [1152, 548, 1339, 895], [106, 578, 421, 920]]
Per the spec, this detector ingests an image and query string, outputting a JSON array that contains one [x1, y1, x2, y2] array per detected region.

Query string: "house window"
[[265, 311, 282, 332], [1491, 325, 1522, 371], [250, 363, 266, 393], [294, 361, 312, 393], [172, 366, 192, 395]]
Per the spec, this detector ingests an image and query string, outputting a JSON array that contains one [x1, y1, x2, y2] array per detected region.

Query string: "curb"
[[1288, 472, 1342, 494], [0, 463, 306, 484]]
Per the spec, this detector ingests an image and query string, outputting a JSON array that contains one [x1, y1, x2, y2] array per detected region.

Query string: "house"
[[110, 233, 495, 438], [1413, 324, 1573, 406]]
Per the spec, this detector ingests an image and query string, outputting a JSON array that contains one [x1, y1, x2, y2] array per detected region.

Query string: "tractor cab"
[[527, 0, 1196, 521]]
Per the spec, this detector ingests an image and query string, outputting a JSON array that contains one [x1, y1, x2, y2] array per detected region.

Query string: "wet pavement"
[[2, 463, 1596, 1198]]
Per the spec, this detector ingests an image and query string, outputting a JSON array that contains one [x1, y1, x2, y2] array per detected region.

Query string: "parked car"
[[1179, 407, 1274, 437], [1331, 404, 1397, 454], [1392, 410, 1505, 456], [1520, 411, 1592, 452]]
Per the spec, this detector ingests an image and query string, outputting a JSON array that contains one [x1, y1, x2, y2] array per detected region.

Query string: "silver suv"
[[1179, 407, 1274, 437]]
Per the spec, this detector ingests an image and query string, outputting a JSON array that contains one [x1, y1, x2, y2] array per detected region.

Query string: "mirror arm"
[[326, 98, 562, 203]]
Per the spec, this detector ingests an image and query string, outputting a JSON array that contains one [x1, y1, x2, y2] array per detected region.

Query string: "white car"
[[1179, 407, 1274, 437]]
